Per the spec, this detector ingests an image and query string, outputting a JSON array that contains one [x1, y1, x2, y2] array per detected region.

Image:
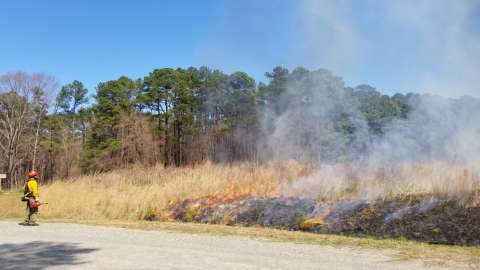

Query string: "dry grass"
[[3, 161, 311, 220], [2, 161, 480, 265], [280, 161, 480, 203], [0, 191, 23, 218], [2, 161, 479, 221]]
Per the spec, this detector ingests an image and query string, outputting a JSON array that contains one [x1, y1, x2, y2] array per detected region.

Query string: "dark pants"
[[25, 199, 38, 223]]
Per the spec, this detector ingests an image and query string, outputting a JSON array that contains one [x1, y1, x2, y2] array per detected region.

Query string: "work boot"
[[18, 221, 29, 226], [27, 222, 39, 226]]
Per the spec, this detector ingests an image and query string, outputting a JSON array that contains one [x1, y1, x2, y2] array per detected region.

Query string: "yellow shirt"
[[26, 178, 39, 200]]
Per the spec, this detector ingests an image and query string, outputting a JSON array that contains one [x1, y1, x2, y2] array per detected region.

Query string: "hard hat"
[[28, 170, 38, 178], [31, 201, 41, 208]]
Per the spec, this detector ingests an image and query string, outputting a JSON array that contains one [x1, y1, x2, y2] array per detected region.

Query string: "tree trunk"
[[32, 111, 42, 170], [163, 100, 170, 167]]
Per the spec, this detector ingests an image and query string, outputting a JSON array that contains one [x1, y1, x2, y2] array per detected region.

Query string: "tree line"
[[1, 67, 420, 188]]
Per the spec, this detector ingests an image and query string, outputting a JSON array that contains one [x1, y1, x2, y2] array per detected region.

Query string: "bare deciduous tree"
[[0, 71, 57, 188]]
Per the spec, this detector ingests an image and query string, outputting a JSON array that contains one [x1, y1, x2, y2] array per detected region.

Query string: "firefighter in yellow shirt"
[[21, 170, 40, 226]]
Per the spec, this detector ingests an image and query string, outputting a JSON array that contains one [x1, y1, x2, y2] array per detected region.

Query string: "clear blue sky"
[[1, 0, 479, 97]]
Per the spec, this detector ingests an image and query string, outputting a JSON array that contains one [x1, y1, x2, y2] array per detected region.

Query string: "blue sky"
[[1, 0, 479, 97]]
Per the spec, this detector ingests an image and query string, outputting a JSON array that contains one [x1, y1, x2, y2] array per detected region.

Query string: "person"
[[20, 170, 40, 226]]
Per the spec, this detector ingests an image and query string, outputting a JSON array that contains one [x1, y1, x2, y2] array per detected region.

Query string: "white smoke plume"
[[385, 0, 480, 97], [295, 0, 480, 97], [272, 87, 480, 200], [263, 1, 480, 201], [292, 0, 360, 74]]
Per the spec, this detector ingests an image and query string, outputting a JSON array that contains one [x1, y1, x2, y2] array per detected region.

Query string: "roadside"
[[2, 191, 480, 268], [1, 217, 479, 269], [1, 221, 477, 270]]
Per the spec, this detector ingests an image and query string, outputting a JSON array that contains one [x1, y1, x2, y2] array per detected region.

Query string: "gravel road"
[[0, 221, 467, 270]]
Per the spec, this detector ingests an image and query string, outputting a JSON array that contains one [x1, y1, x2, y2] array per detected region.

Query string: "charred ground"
[[169, 193, 480, 245]]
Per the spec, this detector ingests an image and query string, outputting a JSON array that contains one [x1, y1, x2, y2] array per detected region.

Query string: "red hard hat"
[[31, 201, 41, 208], [28, 170, 38, 178]]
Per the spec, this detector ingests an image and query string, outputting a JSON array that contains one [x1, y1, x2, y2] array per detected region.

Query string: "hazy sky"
[[1, 0, 479, 96]]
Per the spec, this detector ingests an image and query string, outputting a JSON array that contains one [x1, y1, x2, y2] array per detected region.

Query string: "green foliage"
[[354, 85, 408, 135], [56, 80, 89, 114], [221, 71, 258, 129], [80, 76, 137, 172], [24, 66, 438, 176], [79, 148, 97, 173], [256, 67, 424, 162], [41, 114, 65, 151]]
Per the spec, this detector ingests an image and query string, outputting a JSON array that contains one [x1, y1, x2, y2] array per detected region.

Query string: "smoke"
[[385, 0, 480, 97], [259, 71, 480, 200], [271, 86, 480, 199], [292, 0, 360, 74], [197, 1, 480, 198], [294, 0, 480, 97], [256, 1, 480, 200], [195, 0, 479, 97], [259, 67, 478, 165], [373, 95, 480, 166], [259, 69, 369, 163]]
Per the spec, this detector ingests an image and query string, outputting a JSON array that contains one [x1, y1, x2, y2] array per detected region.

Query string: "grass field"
[[1, 162, 312, 220], [0, 162, 480, 264], [1, 161, 480, 267], [3, 161, 479, 221], [2, 162, 479, 223]]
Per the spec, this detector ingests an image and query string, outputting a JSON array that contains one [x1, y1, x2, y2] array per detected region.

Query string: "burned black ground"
[[167, 193, 480, 245]]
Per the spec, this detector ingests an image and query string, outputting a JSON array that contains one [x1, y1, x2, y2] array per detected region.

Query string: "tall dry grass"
[[280, 161, 480, 204], [31, 161, 312, 220], [2, 160, 479, 221]]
